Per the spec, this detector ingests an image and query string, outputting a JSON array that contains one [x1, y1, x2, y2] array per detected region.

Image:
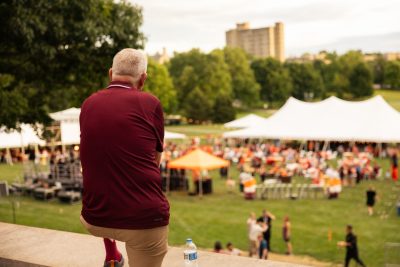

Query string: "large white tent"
[[49, 107, 80, 122], [224, 114, 268, 128], [50, 108, 186, 144], [165, 131, 186, 140], [223, 95, 400, 142], [50, 108, 80, 145], [0, 124, 45, 149]]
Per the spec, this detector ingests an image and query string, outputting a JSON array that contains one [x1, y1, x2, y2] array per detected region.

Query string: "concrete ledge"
[[0, 222, 309, 267]]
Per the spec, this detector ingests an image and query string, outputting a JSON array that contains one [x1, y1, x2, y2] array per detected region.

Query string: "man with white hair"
[[79, 48, 169, 267]]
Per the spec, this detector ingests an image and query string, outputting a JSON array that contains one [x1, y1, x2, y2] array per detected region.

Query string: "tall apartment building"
[[226, 22, 285, 61]]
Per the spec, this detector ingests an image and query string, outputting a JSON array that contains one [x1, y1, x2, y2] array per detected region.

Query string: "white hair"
[[112, 48, 147, 83]]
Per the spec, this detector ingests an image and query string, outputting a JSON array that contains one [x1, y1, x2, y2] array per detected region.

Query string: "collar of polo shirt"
[[107, 81, 138, 90]]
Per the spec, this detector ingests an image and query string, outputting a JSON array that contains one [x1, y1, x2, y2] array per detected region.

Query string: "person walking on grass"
[[391, 148, 398, 182], [282, 216, 292, 255], [337, 225, 366, 267], [80, 48, 169, 267], [366, 186, 377, 216]]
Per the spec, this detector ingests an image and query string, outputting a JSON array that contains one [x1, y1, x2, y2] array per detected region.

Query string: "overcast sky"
[[131, 0, 400, 57]]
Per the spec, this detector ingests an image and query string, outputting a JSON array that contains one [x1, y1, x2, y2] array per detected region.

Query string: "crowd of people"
[[159, 138, 398, 265], [160, 139, 399, 198], [1, 137, 398, 266], [210, 209, 291, 260], [210, 208, 370, 267], [0, 146, 80, 166]]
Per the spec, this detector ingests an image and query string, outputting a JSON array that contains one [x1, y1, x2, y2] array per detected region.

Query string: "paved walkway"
[[0, 222, 310, 267]]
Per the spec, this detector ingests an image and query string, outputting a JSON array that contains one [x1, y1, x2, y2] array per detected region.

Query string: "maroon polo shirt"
[[80, 81, 169, 229]]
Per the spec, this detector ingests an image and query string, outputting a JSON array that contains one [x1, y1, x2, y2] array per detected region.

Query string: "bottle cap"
[[186, 238, 192, 243]]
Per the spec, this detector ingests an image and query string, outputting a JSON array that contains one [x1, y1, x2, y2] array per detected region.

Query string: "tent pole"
[[50, 138, 55, 153], [199, 171, 203, 199], [378, 143, 382, 158], [20, 132, 25, 156], [299, 141, 305, 151], [6, 147, 13, 166], [322, 141, 330, 151]]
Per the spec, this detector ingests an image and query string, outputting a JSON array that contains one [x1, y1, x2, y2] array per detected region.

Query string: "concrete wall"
[[0, 222, 309, 267]]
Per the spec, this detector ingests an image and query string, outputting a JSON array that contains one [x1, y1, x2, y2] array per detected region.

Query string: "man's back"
[[80, 81, 169, 230]]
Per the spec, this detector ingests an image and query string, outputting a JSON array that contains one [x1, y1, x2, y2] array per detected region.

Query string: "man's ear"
[[108, 68, 113, 82], [138, 73, 147, 90]]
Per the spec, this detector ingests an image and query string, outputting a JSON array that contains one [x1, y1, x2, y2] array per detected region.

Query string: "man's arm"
[[261, 222, 268, 232], [153, 102, 164, 164], [267, 212, 276, 220], [156, 152, 162, 167]]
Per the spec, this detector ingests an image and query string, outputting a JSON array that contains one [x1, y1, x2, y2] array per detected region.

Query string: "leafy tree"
[[384, 61, 400, 89], [145, 60, 177, 113], [313, 58, 336, 94], [348, 63, 373, 97], [285, 62, 324, 100], [0, 0, 145, 129], [371, 54, 386, 86], [338, 51, 364, 75], [331, 73, 349, 98], [207, 50, 233, 100], [212, 94, 236, 123], [221, 47, 260, 107], [251, 58, 292, 103], [331, 51, 365, 97], [168, 49, 232, 111], [183, 87, 212, 122]]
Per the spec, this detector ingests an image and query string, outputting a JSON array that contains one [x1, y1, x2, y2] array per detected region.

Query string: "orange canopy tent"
[[167, 148, 230, 197], [168, 148, 229, 170]]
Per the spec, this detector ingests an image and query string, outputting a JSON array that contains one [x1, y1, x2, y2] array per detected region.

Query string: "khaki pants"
[[248, 239, 257, 257], [80, 215, 168, 267]]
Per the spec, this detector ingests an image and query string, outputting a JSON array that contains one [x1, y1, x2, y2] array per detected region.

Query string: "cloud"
[[131, 0, 400, 55], [289, 32, 400, 55]]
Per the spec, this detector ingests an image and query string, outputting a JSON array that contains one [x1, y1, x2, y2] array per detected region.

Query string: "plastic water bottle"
[[184, 238, 198, 267]]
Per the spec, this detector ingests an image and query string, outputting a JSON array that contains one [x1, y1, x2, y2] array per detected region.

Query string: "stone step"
[[0, 222, 309, 267]]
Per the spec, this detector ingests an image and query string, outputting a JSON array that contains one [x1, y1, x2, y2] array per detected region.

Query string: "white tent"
[[0, 124, 45, 149], [59, 121, 80, 145], [49, 107, 80, 122], [165, 131, 186, 140], [50, 108, 186, 144], [223, 95, 400, 142], [224, 114, 268, 128], [50, 108, 80, 145]]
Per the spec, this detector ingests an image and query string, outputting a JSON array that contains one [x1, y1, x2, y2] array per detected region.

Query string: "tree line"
[[165, 49, 400, 122], [1, 0, 400, 128]]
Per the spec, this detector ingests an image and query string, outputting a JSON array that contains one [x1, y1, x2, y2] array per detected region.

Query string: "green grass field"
[[1, 162, 399, 266], [1, 90, 400, 265]]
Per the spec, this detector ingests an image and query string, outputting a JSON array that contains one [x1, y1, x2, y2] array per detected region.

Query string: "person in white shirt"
[[248, 218, 268, 257], [246, 212, 256, 233]]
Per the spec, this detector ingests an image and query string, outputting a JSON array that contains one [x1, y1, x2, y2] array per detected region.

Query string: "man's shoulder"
[[81, 89, 107, 105], [80, 90, 101, 112], [138, 91, 161, 104], [82, 89, 160, 108]]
